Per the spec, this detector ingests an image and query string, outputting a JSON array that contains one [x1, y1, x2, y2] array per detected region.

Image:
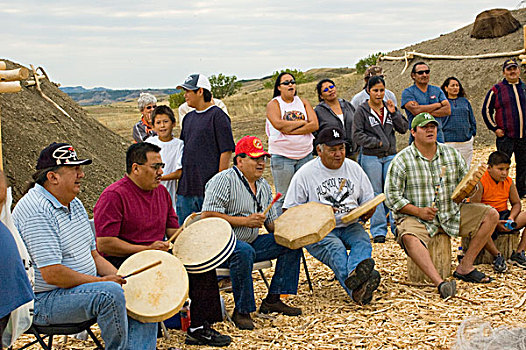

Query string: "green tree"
[[355, 52, 384, 74], [263, 69, 315, 89], [168, 91, 185, 109], [209, 74, 241, 99]]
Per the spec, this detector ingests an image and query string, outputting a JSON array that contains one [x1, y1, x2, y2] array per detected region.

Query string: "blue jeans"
[[176, 195, 204, 226], [305, 223, 372, 297], [359, 154, 395, 238], [270, 154, 313, 215], [222, 233, 301, 314], [33, 282, 157, 350]]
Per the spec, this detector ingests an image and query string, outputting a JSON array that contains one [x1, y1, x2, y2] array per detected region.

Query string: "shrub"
[[355, 52, 384, 74], [263, 69, 315, 89], [209, 74, 242, 99], [168, 91, 185, 109]]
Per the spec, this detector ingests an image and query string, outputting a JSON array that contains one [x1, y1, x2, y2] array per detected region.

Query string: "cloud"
[[0, 0, 519, 88]]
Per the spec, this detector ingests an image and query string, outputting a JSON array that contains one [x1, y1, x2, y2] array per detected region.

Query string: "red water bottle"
[[180, 300, 191, 331]]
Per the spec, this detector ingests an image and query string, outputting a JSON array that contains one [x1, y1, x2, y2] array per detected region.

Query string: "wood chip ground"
[[13, 147, 526, 349]]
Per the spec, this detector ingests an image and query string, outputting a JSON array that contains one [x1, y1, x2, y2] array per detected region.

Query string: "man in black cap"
[[483, 59, 526, 197], [12, 143, 158, 349], [283, 128, 381, 305]]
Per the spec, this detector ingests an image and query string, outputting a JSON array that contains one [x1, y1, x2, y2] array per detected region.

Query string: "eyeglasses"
[[322, 85, 335, 92], [145, 105, 157, 110], [280, 80, 296, 86], [137, 162, 165, 170], [415, 70, 430, 75], [251, 156, 268, 163]]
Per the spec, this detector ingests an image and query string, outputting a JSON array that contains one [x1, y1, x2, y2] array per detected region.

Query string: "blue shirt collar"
[[34, 184, 69, 210]]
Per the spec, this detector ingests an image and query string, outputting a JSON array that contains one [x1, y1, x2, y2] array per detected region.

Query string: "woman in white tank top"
[[266, 72, 319, 215]]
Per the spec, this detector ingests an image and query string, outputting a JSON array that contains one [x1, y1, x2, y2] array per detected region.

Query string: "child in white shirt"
[[146, 105, 184, 210]]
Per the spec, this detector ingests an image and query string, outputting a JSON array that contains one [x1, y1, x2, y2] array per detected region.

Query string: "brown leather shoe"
[[232, 309, 254, 330], [259, 299, 302, 316]]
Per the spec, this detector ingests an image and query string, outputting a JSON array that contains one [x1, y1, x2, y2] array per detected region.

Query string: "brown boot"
[[232, 309, 254, 330], [259, 299, 302, 316], [352, 270, 381, 305]]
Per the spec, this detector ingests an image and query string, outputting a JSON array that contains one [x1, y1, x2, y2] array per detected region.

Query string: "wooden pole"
[[0, 62, 6, 70], [0, 68, 29, 82], [29, 64, 74, 122], [0, 82, 21, 93]]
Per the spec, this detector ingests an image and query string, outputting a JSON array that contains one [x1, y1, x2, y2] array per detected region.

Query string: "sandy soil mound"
[[0, 60, 129, 214], [345, 8, 526, 150]]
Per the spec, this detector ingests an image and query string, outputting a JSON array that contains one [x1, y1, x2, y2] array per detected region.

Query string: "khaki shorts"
[[396, 202, 492, 250]]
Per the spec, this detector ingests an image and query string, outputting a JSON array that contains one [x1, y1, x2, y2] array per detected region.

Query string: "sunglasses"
[[322, 85, 335, 92], [145, 105, 157, 110], [280, 80, 296, 86], [415, 70, 430, 75]]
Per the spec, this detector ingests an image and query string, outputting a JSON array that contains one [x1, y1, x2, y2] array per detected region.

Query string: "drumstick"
[[263, 193, 282, 216], [431, 166, 446, 209], [166, 212, 198, 243], [122, 260, 162, 279]]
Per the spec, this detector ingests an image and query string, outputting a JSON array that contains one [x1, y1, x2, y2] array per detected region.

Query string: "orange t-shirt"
[[480, 170, 512, 212]]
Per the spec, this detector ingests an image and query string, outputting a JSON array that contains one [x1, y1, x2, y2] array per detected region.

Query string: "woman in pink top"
[[266, 72, 319, 214]]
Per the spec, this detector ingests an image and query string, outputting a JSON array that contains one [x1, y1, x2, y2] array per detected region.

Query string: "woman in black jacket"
[[352, 76, 408, 243], [314, 79, 358, 160]]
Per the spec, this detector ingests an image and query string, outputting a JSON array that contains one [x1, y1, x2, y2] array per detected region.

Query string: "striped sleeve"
[[482, 88, 497, 131], [202, 172, 232, 214], [18, 212, 63, 269]]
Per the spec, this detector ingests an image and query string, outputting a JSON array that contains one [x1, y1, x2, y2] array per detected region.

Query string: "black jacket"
[[314, 99, 358, 156], [352, 101, 408, 158]]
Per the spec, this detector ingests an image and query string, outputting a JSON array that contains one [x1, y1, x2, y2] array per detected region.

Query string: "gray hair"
[[137, 92, 157, 112]]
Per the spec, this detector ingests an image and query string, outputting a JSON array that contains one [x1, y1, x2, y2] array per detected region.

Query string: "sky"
[[0, 1, 520, 89]]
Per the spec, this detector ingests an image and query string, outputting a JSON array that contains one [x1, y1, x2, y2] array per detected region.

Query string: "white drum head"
[[173, 217, 234, 270], [117, 250, 189, 323]]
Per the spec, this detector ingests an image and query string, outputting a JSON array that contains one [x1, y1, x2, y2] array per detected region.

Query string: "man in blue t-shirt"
[[175, 73, 235, 225], [401, 62, 451, 143]]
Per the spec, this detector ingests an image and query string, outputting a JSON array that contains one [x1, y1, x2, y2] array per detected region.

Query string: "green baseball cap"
[[411, 112, 438, 129]]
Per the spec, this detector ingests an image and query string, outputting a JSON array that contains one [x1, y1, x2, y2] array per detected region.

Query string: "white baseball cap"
[[177, 73, 211, 91]]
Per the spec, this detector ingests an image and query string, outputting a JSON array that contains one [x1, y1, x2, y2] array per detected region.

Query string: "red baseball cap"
[[235, 136, 270, 158]]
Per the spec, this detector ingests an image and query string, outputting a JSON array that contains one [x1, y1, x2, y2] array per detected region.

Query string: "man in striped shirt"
[[12, 142, 157, 349], [202, 136, 302, 330], [385, 114, 499, 298], [482, 59, 526, 198]]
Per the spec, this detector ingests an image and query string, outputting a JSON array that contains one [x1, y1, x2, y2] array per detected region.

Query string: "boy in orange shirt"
[[472, 151, 526, 268]]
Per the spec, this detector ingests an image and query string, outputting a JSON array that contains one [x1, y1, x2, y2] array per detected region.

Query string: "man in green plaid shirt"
[[385, 113, 499, 298]]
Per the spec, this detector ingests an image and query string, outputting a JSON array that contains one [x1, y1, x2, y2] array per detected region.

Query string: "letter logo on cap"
[[253, 138, 263, 149], [333, 129, 340, 138]]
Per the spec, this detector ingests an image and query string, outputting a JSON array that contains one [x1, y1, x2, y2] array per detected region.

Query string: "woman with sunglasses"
[[266, 72, 319, 215], [440, 77, 477, 166], [352, 76, 408, 243], [132, 92, 158, 142], [314, 79, 358, 160]]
